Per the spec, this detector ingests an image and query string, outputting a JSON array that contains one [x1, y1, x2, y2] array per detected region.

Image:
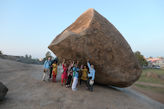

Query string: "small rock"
[[0, 81, 8, 101]]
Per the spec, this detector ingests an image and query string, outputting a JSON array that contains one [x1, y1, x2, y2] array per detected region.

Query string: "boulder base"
[[48, 8, 142, 87]]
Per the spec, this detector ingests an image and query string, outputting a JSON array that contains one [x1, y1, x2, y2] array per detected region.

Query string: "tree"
[[45, 51, 51, 59], [25, 54, 28, 59], [29, 55, 32, 59], [41, 51, 53, 64], [134, 51, 148, 67], [0, 51, 2, 55]]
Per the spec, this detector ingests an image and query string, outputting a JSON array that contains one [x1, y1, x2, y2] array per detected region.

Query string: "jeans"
[[87, 77, 94, 91], [49, 67, 52, 78], [80, 79, 87, 86]]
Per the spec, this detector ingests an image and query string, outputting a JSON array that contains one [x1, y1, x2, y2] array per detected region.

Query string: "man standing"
[[42, 57, 51, 81], [87, 59, 95, 92]]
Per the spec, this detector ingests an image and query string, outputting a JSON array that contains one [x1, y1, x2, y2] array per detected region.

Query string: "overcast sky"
[[0, 0, 164, 58]]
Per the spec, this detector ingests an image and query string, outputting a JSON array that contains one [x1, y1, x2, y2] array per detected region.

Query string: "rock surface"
[[0, 81, 8, 101], [48, 8, 142, 87]]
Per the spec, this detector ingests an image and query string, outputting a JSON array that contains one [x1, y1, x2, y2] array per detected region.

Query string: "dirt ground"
[[0, 58, 164, 109]]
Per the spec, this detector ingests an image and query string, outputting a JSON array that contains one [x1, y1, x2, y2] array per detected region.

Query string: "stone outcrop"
[[48, 8, 142, 87], [0, 81, 8, 101]]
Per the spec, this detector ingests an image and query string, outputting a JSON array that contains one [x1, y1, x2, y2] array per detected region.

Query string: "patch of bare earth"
[[0, 59, 164, 109]]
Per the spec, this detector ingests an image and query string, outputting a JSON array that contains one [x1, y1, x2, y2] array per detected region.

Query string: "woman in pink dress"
[[61, 59, 68, 86]]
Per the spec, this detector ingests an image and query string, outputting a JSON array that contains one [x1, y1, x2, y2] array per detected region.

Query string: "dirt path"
[[0, 59, 164, 109]]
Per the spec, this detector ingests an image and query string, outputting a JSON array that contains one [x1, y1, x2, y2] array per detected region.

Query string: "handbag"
[[89, 80, 94, 85]]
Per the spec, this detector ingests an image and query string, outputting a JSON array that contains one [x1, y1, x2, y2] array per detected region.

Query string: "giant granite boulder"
[[48, 8, 142, 87], [0, 81, 8, 101]]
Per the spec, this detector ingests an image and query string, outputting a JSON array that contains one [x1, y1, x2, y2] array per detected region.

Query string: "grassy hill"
[[133, 68, 164, 103]]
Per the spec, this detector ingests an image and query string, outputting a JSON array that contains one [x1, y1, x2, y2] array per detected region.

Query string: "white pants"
[[42, 69, 49, 81], [72, 77, 78, 91], [56, 64, 63, 81]]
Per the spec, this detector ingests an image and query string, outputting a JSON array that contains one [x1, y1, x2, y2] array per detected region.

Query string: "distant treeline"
[[0, 54, 43, 65]]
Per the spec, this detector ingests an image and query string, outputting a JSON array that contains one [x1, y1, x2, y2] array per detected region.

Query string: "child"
[[72, 61, 80, 91], [80, 65, 88, 85], [52, 61, 57, 82], [66, 60, 74, 88], [61, 59, 68, 86]]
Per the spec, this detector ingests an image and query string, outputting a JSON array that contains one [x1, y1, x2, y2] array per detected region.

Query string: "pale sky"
[[0, 0, 164, 58]]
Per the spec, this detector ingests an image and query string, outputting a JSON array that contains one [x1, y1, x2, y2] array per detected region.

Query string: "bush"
[[134, 51, 148, 67], [0, 51, 2, 55]]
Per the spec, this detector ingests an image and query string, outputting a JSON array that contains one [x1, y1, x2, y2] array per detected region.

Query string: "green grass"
[[142, 69, 164, 75], [135, 84, 164, 94], [135, 68, 164, 96], [138, 74, 164, 84], [137, 68, 164, 85]]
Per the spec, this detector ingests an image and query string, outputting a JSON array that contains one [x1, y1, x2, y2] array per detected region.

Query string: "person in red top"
[[61, 59, 68, 86]]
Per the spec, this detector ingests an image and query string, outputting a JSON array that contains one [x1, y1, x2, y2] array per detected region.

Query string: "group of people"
[[42, 57, 95, 92]]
